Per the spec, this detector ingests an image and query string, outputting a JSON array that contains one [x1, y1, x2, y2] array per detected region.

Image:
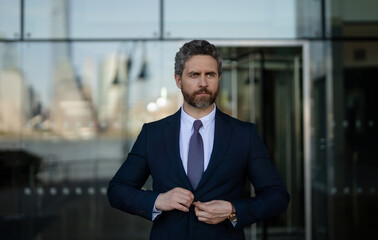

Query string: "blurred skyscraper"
[[98, 51, 129, 135], [0, 70, 29, 133], [51, 0, 96, 139]]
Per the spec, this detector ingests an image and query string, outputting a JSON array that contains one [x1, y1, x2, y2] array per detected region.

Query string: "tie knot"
[[193, 120, 203, 132]]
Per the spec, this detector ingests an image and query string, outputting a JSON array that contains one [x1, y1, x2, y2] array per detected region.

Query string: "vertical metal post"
[[20, 0, 24, 40], [321, 0, 326, 39], [291, 55, 301, 232], [160, 0, 164, 40], [325, 41, 334, 240], [231, 61, 238, 118], [249, 53, 257, 240], [259, 50, 265, 137], [249, 53, 255, 124], [303, 42, 312, 240]]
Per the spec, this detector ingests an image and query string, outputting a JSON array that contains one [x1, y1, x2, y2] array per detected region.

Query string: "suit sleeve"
[[107, 124, 159, 221], [232, 124, 290, 228]]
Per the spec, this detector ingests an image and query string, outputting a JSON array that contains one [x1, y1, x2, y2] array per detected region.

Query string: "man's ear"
[[174, 74, 182, 89]]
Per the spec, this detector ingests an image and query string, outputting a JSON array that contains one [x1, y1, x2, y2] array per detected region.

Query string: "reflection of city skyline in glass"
[[0, 1, 181, 139], [0, 40, 181, 139], [1, 44, 141, 139]]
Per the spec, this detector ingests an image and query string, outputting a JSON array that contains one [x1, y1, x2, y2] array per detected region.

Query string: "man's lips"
[[195, 89, 211, 95]]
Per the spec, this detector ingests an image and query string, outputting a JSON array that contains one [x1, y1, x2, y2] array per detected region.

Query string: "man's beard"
[[181, 87, 219, 109]]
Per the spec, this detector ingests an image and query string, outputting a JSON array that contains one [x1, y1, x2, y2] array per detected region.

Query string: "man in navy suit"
[[107, 40, 290, 240]]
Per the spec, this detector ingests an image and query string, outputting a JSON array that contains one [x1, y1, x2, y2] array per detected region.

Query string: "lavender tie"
[[187, 120, 204, 190]]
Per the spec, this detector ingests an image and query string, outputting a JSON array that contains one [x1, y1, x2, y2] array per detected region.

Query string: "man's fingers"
[[195, 207, 218, 224], [155, 187, 194, 212], [192, 201, 203, 209], [171, 188, 194, 208], [193, 200, 232, 224], [176, 195, 193, 208], [173, 187, 194, 198], [172, 188, 194, 202], [193, 201, 210, 211], [174, 187, 194, 198], [194, 205, 212, 219], [173, 201, 190, 212]]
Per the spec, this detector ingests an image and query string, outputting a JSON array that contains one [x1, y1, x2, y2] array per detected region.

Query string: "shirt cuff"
[[230, 220, 237, 227], [152, 194, 162, 221]]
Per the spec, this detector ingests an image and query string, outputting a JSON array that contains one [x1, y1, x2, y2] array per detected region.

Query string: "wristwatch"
[[228, 203, 237, 222]]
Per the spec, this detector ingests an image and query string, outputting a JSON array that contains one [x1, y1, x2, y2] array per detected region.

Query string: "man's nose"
[[198, 74, 208, 87]]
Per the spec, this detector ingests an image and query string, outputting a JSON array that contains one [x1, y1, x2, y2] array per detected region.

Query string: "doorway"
[[217, 44, 305, 240]]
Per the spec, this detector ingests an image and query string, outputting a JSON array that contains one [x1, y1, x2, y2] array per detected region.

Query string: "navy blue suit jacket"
[[108, 108, 289, 240]]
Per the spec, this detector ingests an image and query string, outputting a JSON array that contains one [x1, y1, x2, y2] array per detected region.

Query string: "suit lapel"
[[196, 109, 233, 190], [164, 110, 192, 189]]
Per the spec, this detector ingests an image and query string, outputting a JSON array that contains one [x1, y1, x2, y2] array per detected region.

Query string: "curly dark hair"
[[174, 40, 222, 77]]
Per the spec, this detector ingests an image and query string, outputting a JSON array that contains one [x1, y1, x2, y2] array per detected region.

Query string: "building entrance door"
[[218, 44, 305, 240]]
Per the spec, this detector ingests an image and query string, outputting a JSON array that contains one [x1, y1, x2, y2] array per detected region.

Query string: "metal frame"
[[2, 0, 378, 42]]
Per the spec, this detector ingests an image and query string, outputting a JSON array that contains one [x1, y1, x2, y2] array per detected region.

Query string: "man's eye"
[[190, 73, 199, 77], [207, 73, 215, 78]]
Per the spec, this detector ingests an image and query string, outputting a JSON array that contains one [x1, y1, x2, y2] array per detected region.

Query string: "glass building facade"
[[0, 1, 377, 239]]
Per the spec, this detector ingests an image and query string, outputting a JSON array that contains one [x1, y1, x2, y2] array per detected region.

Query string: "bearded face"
[[175, 55, 221, 111], [181, 86, 219, 109]]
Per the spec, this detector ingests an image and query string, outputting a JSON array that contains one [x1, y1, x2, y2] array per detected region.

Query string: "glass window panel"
[[330, 41, 378, 240], [296, 0, 322, 38], [16, 41, 181, 140], [310, 41, 332, 240], [341, 0, 378, 21], [165, 0, 297, 39], [217, 46, 305, 240], [310, 40, 378, 240], [0, 0, 20, 39], [329, 0, 378, 37], [1, 41, 184, 238], [24, 0, 160, 39]]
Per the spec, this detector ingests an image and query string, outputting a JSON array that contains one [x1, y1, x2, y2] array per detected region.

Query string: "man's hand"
[[155, 187, 194, 212], [193, 200, 233, 224]]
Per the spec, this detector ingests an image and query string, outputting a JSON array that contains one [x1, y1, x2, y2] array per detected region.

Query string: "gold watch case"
[[228, 213, 237, 222]]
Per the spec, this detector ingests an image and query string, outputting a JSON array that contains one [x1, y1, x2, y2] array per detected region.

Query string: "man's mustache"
[[194, 88, 212, 95]]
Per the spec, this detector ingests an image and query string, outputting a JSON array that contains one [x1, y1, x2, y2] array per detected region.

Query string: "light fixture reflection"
[[156, 97, 167, 107], [146, 87, 169, 112], [147, 102, 158, 112]]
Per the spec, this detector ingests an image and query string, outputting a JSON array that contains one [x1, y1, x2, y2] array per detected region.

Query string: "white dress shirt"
[[179, 105, 216, 174]]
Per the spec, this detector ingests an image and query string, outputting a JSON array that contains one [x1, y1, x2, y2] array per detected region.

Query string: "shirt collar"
[[181, 104, 216, 130]]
